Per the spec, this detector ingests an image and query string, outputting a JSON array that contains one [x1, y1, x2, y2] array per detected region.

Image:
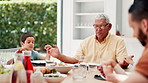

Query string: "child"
[[7, 33, 50, 64]]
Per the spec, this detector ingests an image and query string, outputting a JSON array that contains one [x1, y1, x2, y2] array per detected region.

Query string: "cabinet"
[[61, 0, 120, 56], [73, 0, 105, 39]]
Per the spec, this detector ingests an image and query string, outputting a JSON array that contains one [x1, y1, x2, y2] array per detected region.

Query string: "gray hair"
[[95, 14, 110, 23]]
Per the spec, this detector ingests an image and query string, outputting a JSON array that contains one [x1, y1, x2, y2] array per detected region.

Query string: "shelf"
[[73, 0, 104, 40], [75, 0, 104, 3], [75, 26, 93, 28], [75, 13, 103, 16]]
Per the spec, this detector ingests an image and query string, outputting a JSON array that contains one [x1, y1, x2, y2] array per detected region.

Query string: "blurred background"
[[0, 0, 144, 64], [0, 0, 57, 52]]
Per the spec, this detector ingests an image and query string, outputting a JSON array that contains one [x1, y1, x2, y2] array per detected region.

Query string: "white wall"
[[123, 37, 144, 64], [122, 0, 133, 36]]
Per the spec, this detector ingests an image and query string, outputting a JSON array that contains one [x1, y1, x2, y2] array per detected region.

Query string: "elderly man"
[[99, 0, 148, 83], [46, 14, 132, 68]]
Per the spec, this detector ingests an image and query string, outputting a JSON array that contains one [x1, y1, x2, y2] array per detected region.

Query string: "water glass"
[[13, 53, 23, 62], [87, 63, 99, 78], [72, 64, 87, 81]]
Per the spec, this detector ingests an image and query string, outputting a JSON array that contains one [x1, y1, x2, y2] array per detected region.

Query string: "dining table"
[[61, 71, 111, 83], [61, 67, 132, 83]]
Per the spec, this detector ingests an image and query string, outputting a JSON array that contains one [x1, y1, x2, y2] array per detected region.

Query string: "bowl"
[[47, 63, 72, 74], [54, 66, 72, 74], [44, 73, 67, 83]]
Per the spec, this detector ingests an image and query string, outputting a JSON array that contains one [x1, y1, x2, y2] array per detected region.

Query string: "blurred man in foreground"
[[99, 0, 148, 83]]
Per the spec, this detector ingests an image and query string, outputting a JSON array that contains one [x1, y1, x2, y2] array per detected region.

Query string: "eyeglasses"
[[93, 23, 109, 29]]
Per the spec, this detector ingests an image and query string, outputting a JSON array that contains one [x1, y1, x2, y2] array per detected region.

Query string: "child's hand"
[[15, 48, 26, 53]]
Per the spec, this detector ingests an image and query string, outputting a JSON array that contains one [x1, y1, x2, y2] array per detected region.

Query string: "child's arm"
[[7, 58, 14, 65], [15, 47, 27, 53]]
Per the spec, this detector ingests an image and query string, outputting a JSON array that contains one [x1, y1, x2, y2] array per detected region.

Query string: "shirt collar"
[[95, 33, 111, 44]]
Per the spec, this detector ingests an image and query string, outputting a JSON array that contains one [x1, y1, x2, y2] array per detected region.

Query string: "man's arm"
[[57, 54, 78, 64], [121, 71, 148, 83], [47, 45, 79, 64], [99, 60, 148, 83], [103, 70, 148, 83], [116, 39, 132, 68]]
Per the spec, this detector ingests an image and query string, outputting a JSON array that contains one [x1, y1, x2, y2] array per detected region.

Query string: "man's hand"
[[44, 45, 52, 54], [45, 45, 61, 58], [102, 65, 114, 77], [124, 56, 134, 65], [98, 60, 117, 77], [118, 56, 134, 68]]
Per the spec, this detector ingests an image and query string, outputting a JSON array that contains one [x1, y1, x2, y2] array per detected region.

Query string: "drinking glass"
[[13, 53, 23, 62], [72, 64, 87, 81], [87, 63, 99, 78]]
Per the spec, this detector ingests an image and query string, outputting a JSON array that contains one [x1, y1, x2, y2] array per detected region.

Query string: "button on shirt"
[[74, 33, 128, 64]]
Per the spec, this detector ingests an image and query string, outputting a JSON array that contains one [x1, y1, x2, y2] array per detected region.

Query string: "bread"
[[34, 67, 51, 74]]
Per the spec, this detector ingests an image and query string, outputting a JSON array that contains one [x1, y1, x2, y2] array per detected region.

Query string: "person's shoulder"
[[110, 34, 124, 41], [32, 50, 39, 54]]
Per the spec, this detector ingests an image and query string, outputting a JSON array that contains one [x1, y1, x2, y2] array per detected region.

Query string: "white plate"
[[4, 65, 14, 69], [31, 60, 46, 63], [44, 73, 67, 83]]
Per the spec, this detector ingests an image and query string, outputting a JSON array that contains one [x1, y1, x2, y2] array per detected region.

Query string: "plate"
[[45, 60, 54, 63], [4, 65, 14, 69], [31, 60, 46, 66], [44, 73, 67, 83], [31, 60, 46, 63]]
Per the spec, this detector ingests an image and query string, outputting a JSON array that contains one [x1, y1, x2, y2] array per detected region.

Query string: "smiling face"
[[128, 13, 147, 46], [94, 19, 111, 41], [21, 37, 34, 50]]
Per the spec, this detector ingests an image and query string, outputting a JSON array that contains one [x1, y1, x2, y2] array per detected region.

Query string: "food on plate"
[[51, 68, 57, 74], [34, 67, 51, 74], [43, 73, 67, 83], [44, 74, 61, 78], [50, 63, 68, 67], [0, 66, 11, 74]]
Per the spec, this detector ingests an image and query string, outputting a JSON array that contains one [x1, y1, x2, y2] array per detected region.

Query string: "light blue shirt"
[[31, 50, 42, 60]]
